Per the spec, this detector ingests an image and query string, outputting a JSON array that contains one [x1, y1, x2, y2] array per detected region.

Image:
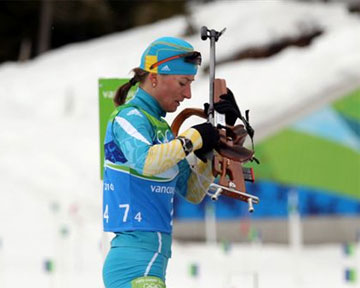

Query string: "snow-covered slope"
[[0, 1, 359, 287]]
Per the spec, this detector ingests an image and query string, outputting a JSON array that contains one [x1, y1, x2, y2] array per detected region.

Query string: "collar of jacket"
[[129, 87, 166, 119]]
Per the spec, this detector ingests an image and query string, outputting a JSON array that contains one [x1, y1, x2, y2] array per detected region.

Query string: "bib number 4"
[[104, 205, 109, 223], [134, 212, 142, 222]]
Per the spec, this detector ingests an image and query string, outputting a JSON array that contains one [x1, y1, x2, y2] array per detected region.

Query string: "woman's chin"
[[167, 105, 178, 113]]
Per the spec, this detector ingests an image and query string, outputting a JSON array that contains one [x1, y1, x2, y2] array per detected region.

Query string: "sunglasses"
[[149, 51, 202, 70]]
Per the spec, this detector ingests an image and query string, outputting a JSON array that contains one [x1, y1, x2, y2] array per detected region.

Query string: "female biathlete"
[[102, 36, 240, 288]]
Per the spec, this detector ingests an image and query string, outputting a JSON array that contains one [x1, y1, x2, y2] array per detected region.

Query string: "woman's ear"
[[148, 73, 158, 88]]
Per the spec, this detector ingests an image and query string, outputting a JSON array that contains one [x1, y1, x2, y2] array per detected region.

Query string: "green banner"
[[98, 78, 137, 179]]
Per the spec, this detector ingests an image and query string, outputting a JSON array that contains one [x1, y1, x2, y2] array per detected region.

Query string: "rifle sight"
[[200, 26, 226, 42]]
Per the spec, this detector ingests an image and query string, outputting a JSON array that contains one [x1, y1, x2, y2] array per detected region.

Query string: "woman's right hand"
[[191, 122, 219, 162]]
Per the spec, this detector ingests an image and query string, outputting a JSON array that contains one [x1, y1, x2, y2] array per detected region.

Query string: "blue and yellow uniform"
[[102, 86, 214, 287]]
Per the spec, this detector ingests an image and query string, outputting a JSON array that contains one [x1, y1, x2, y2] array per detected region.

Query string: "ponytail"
[[113, 68, 149, 107]]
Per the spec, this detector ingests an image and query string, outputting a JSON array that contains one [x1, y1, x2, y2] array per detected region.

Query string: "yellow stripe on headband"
[[145, 55, 158, 73]]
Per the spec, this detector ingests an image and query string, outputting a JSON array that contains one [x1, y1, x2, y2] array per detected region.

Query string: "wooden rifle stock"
[[171, 108, 206, 137], [171, 79, 259, 208], [213, 79, 252, 201]]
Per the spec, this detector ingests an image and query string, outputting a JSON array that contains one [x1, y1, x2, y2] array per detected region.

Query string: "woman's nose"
[[183, 85, 192, 99]]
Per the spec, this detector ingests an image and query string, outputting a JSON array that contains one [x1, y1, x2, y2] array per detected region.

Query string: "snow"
[[166, 242, 359, 288], [0, 0, 360, 287]]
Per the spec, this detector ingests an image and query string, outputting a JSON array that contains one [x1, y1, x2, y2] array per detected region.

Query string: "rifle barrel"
[[209, 35, 216, 125]]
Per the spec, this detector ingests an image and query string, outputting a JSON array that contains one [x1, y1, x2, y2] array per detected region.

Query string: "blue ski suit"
[[102, 87, 214, 288]]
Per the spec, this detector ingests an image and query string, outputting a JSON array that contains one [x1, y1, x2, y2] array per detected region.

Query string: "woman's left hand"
[[204, 88, 241, 126], [215, 88, 241, 126]]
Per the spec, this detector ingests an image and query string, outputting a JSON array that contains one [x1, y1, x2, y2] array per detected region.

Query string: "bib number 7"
[[119, 204, 130, 222]]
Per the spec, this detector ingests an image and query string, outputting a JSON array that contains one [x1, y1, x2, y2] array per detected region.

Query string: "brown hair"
[[113, 68, 149, 107]]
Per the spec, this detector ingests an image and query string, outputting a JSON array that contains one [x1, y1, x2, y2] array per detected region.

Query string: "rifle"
[[171, 27, 259, 213]]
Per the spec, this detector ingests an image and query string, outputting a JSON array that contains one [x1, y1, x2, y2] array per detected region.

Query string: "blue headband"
[[140, 37, 199, 75]]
